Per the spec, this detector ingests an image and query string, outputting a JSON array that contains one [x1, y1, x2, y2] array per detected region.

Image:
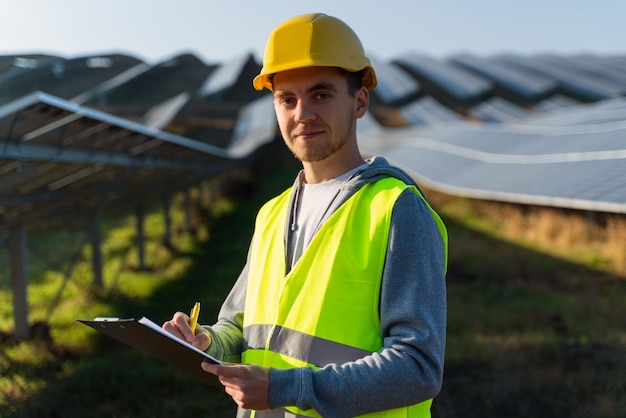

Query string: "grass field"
[[1, 163, 624, 417]]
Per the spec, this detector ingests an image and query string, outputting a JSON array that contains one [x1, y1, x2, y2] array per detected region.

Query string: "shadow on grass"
[[4, 163, 300, 418], [434, 217, 626, 418], [4, 164, 625, 418]]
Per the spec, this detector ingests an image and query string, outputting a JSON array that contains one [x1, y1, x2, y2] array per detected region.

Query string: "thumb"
[[201, 361, 220, 375], [192, 328, 211, 350]]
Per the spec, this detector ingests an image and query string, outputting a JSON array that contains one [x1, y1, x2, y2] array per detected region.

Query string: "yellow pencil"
[[189, 301, 200, 334]]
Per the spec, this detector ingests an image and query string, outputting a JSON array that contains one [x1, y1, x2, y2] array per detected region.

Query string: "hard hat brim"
[[253, 64, 377, 92]]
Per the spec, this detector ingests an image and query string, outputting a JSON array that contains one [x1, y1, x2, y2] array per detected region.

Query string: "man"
[[163, 13, 448, 418]]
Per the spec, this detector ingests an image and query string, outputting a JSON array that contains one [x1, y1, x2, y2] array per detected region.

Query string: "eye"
[[315, 92, 331, 100], [277, 96, 296, 106]]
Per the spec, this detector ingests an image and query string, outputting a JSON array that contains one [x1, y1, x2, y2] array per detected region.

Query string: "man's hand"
[[202, 362, 270, 410], [162, 311, 211, 351]]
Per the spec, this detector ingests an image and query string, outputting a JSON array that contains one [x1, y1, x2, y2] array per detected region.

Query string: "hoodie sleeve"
[[203, 259, 249, 364], [269, 189, 447, 417]]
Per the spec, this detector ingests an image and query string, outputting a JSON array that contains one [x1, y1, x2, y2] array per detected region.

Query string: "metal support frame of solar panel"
[[1, 90, 278, 339], [0, 91, 268, 233]]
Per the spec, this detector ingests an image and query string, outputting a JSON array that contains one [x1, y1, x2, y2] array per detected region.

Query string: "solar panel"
[[565, 56, 626, 88], [395, 53, 492, 104], [71, 62, 152, 104], [198, 52, 254, 97], [81, 53, 213, 119], [469, 97, 530, 122], [451, 53, 557, 101], [527, 98, 626, 127], [142, 92, 191, 129], [532, 95, 580, 113], [400, 97, 464, 126], [534, 55, 626, 95], [359, 98, 626, 214], [2, 49, 625, 340], [492, 54, 621, 101], [227, 95, 277, 158], [0, 55, 143, 106], [369, 56, 421, 105], [0, 91, 278, 233]]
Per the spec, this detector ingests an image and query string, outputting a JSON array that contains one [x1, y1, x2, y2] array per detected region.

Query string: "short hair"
[[268, 68, 365, 95], [342, 69, 365, 96]]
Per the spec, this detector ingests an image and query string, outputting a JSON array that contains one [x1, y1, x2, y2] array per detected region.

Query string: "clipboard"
[[77, 316, 222, 385]]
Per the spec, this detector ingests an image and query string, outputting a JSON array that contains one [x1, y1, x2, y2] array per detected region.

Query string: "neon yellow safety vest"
[[242, 177, 447, 418]]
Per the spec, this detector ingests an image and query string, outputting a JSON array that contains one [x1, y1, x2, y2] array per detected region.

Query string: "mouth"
[[294, 130, 323, 141]]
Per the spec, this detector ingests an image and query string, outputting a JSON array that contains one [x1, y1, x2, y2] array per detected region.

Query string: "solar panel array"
[[361, 98, 626, 213], [0, 53, 280, 337], [1, 92, 247, 231], [1, 53, 276, 234], [362, 52, 626, 215], [1, 49, 625, 337], [2, 50, 625, 231]]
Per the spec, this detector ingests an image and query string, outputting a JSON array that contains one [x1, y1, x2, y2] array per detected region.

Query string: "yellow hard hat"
[[253, 13, 377, 91]]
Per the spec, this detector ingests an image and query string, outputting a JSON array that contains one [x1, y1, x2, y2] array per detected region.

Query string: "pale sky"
[[1, 0, 625, 64]]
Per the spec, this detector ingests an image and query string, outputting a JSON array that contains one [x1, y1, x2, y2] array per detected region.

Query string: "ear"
[[355, 87, 369, 118]]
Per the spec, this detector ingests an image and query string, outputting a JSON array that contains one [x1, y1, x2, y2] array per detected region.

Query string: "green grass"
[[438, 215, 626, 418], [1, 164, 625, 418], [0, 165, 297, 417]]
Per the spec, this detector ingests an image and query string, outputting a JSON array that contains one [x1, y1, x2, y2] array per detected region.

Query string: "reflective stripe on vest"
[[245, 324, 372, 367], [242, 177, 446, 418]]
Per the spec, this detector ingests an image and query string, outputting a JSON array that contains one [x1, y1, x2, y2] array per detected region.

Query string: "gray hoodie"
[[204, 156, 447, 418]]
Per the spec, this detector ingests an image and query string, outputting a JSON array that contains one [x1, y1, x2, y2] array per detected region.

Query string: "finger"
[[224, 386, 245, 408], [213, 365, 254, 390], [216, 365, 270, 410], [201, 363, 242, 388], [162, 320, 185, 340], [201, 363, 250, 384], [201, 362, 220, 375], [172, 311, 195, 342]]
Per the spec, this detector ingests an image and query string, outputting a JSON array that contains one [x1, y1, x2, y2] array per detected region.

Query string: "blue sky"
[[1, 0, 625, 64]]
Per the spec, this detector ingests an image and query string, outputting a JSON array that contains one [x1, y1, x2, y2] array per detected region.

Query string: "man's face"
[[272, 66, 368, 163]]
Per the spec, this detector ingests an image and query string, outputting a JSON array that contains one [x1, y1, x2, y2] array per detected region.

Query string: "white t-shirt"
[[288, 164, 368, 268]]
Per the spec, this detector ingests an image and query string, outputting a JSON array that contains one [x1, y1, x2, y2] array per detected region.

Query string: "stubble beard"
[[284, 111, 355, 163], [289, 135, 348, 163]]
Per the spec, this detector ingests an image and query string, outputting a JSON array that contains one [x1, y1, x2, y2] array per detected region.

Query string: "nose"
[[294, 99, 316, 123]]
